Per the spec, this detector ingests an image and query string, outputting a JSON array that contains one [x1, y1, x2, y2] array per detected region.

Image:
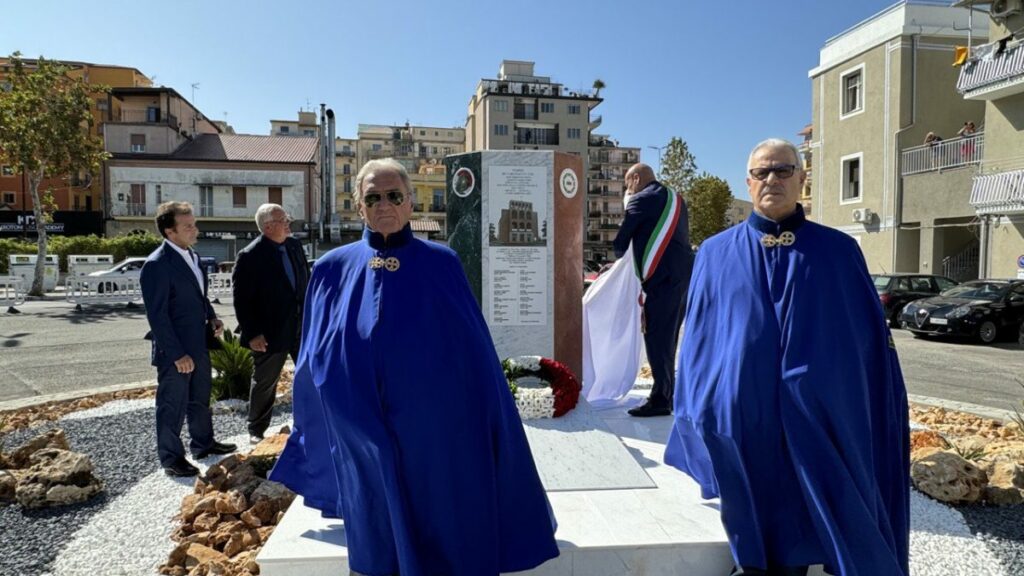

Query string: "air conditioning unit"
[[991, 0, 1022, 19], [852, 208, 873, 223]]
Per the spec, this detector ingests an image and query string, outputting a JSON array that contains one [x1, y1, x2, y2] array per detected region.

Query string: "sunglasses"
[[748, 165, 796, 181], [363, 190, 406, 208]]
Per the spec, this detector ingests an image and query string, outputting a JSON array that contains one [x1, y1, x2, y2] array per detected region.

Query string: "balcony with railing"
[[900, 133, 984, 176], [970, 165, 1024, 215], [957, 40, 1024, 100], [111, 203, 263, 219], [514, 128, 558, 146], [116, 109, 179, 130]]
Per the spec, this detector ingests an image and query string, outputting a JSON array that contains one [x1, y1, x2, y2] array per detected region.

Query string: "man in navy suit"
[[233, 203, 309, 445], [141, 201, 236, 477], [613, 163, 693, 417]]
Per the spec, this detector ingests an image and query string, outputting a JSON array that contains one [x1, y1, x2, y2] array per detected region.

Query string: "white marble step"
[[258, 395, 736, 576]]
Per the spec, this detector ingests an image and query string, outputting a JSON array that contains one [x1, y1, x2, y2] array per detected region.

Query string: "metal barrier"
[[207, 273, 233, 303], [1, 276, 26, 313], [65, 274, 143, 310]]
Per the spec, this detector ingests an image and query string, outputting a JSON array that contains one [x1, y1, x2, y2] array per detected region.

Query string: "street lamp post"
[[648, 145, 666, 175]]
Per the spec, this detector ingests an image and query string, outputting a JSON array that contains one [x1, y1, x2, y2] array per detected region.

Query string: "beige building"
[[809, 1, 987, 277], [355, 123, 464, 240], [586, 135, 639, 262], [270, 110, 318, 138], [725, 198, 754, 227], [950, 0, 1024, 280], [334, 137, 360, 240], [797, 124, 814, 217], [465, 60, 601, 160]]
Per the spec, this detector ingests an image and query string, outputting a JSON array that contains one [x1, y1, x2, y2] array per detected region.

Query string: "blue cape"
[[664, 206, 910, 575], [270, 225, 559, 576]]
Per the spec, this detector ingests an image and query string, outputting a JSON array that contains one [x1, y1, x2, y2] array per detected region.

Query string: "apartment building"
[[725, 198, 754, 228], [586, 135, 639, 262], [809, 1, 987, 276], [797, 124, 814, 217], [951, 0, 1024, 279], [105, 88, 316, 260], [355, 123, 464, 239], [465, 60, 601, 159], [270, 111, 318, 138], [0, 57, 151, 215]]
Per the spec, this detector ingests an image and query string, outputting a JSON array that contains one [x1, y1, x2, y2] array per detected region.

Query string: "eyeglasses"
[[748, 165, 796, 181], [269, 216, 293, 225], [363, 190, 406, 208]]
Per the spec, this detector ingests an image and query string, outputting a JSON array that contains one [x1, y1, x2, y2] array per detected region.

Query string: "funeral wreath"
[[502, 356, 582, 419]]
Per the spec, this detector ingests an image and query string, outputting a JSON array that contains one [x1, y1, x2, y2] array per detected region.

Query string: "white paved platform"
[[257, 394, 736, 576]]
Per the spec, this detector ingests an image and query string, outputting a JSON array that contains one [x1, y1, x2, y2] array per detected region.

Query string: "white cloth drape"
[[581, 244, 646, 407]]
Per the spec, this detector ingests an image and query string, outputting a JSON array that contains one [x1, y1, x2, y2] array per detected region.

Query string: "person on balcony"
[[924, 132, 943, 167], [958, 121, 977, 161]]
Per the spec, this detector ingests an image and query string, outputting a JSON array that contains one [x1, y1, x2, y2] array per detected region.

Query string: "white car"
[[87, 257, 146, 292]]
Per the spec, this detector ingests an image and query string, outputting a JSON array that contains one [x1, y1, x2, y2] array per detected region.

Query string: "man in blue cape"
[[270, 159, 559, 576], [664, 139, 909, 576]]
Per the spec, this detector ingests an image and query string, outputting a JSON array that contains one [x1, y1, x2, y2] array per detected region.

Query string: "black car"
[[872, 274, 957, 328], [899, 279, 1024, 343]]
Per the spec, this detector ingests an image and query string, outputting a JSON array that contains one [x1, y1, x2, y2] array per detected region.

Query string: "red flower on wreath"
[[538, 357, 582, 417]]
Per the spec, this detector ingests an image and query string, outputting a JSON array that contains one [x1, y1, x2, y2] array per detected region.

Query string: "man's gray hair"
[[747, 138, 804, 170], [354, 158, 412, 205], [255, 203, 283, 233]]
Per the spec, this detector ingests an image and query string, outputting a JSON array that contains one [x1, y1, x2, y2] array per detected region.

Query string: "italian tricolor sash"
[[635, 188, 682, 282]]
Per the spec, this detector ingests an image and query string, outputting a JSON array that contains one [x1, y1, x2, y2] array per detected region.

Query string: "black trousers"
[[248, 336, 300, 437], [155, 353, 214, 466], [642, 277, 688, 406]]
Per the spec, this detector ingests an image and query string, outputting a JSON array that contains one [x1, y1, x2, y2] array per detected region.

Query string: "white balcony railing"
[[957, 41, 1024, 100], [900, 133, 984, 176], [969, 167, 1024, 215]]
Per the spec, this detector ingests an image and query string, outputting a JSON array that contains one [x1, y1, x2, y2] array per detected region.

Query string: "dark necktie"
[[279, 245, 296, 290]]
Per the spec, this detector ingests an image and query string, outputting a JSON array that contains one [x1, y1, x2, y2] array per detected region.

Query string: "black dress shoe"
[[627, 400, 672, 417], [194, 441, 237, 459], [163, 459, 199, 477]]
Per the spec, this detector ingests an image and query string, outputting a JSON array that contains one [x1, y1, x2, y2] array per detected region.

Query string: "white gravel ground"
[[9, 398, 1023, 575]]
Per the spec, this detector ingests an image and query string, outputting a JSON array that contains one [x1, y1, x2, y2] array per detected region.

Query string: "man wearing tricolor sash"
[[613, 163, 693, 417]]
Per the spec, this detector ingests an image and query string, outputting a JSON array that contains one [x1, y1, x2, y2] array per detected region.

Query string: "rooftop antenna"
[[306, 98, 312, 112], [191, 82, 200, 104]]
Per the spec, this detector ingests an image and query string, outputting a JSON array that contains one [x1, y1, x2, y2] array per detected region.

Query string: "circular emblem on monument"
[[452, 167, 475, 198], [559, 168, 578, 199]]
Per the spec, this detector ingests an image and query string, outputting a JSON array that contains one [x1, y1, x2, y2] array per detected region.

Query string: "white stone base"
[[257, 394, 735, 576]]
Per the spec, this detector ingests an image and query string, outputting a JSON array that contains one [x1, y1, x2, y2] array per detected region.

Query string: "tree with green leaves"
[[592, 79, 605, 98], [687, 173, 733, 245], [0, 53, 108, 296], [657, 137, 698, 199]]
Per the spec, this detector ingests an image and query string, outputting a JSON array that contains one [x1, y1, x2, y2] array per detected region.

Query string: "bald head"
[[625, 163, 656, 194]]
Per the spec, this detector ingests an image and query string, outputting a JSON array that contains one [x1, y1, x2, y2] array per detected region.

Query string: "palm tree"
[[592, 79, 606, 97]]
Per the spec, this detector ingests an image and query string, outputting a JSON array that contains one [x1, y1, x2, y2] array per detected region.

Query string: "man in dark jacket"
[[613, 163, 693, 417], [141, 201, 236, 477], [233, 203, 310, 443]]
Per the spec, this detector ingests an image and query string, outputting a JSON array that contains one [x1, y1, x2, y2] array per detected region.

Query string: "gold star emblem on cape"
[[760, 231, 796, 248]]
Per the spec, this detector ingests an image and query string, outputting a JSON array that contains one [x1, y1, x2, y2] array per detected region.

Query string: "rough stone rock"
[[250, 480, 295, 514], [240, 508, 262, 528], [983, 485, 1024, 506], [167, 541, 191, 567], [988, 461, 1024, 489], [278, 424, 291, 435], [911, 450, 987, 504], [185, 543, 228, 569], [247, 500, 275, 524], [950, 435, 991, 454], [248, 434, 287, 462], [14, 448, 103, 508], [910, 446, 945, 463], [910, 430, 950, 452], [0, 469, 23, 502], [185, 532, 211, 546], [215, 491, 248, 515], [193, 512, 221, 533], [224, 465, 256, 491], [6, 429, 70, 469]]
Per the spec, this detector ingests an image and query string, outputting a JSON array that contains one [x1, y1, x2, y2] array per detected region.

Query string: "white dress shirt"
[[165, 240, 204, 292]]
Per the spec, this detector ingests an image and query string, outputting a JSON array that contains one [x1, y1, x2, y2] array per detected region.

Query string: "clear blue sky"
[[2, 0, 901, 196]]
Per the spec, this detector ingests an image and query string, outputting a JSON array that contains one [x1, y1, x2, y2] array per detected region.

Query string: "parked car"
[[87, 257, 147, 292], [899, 279, 1024, 344], [871, 274, 958, 328], [1020, 321, 1024, 349]]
